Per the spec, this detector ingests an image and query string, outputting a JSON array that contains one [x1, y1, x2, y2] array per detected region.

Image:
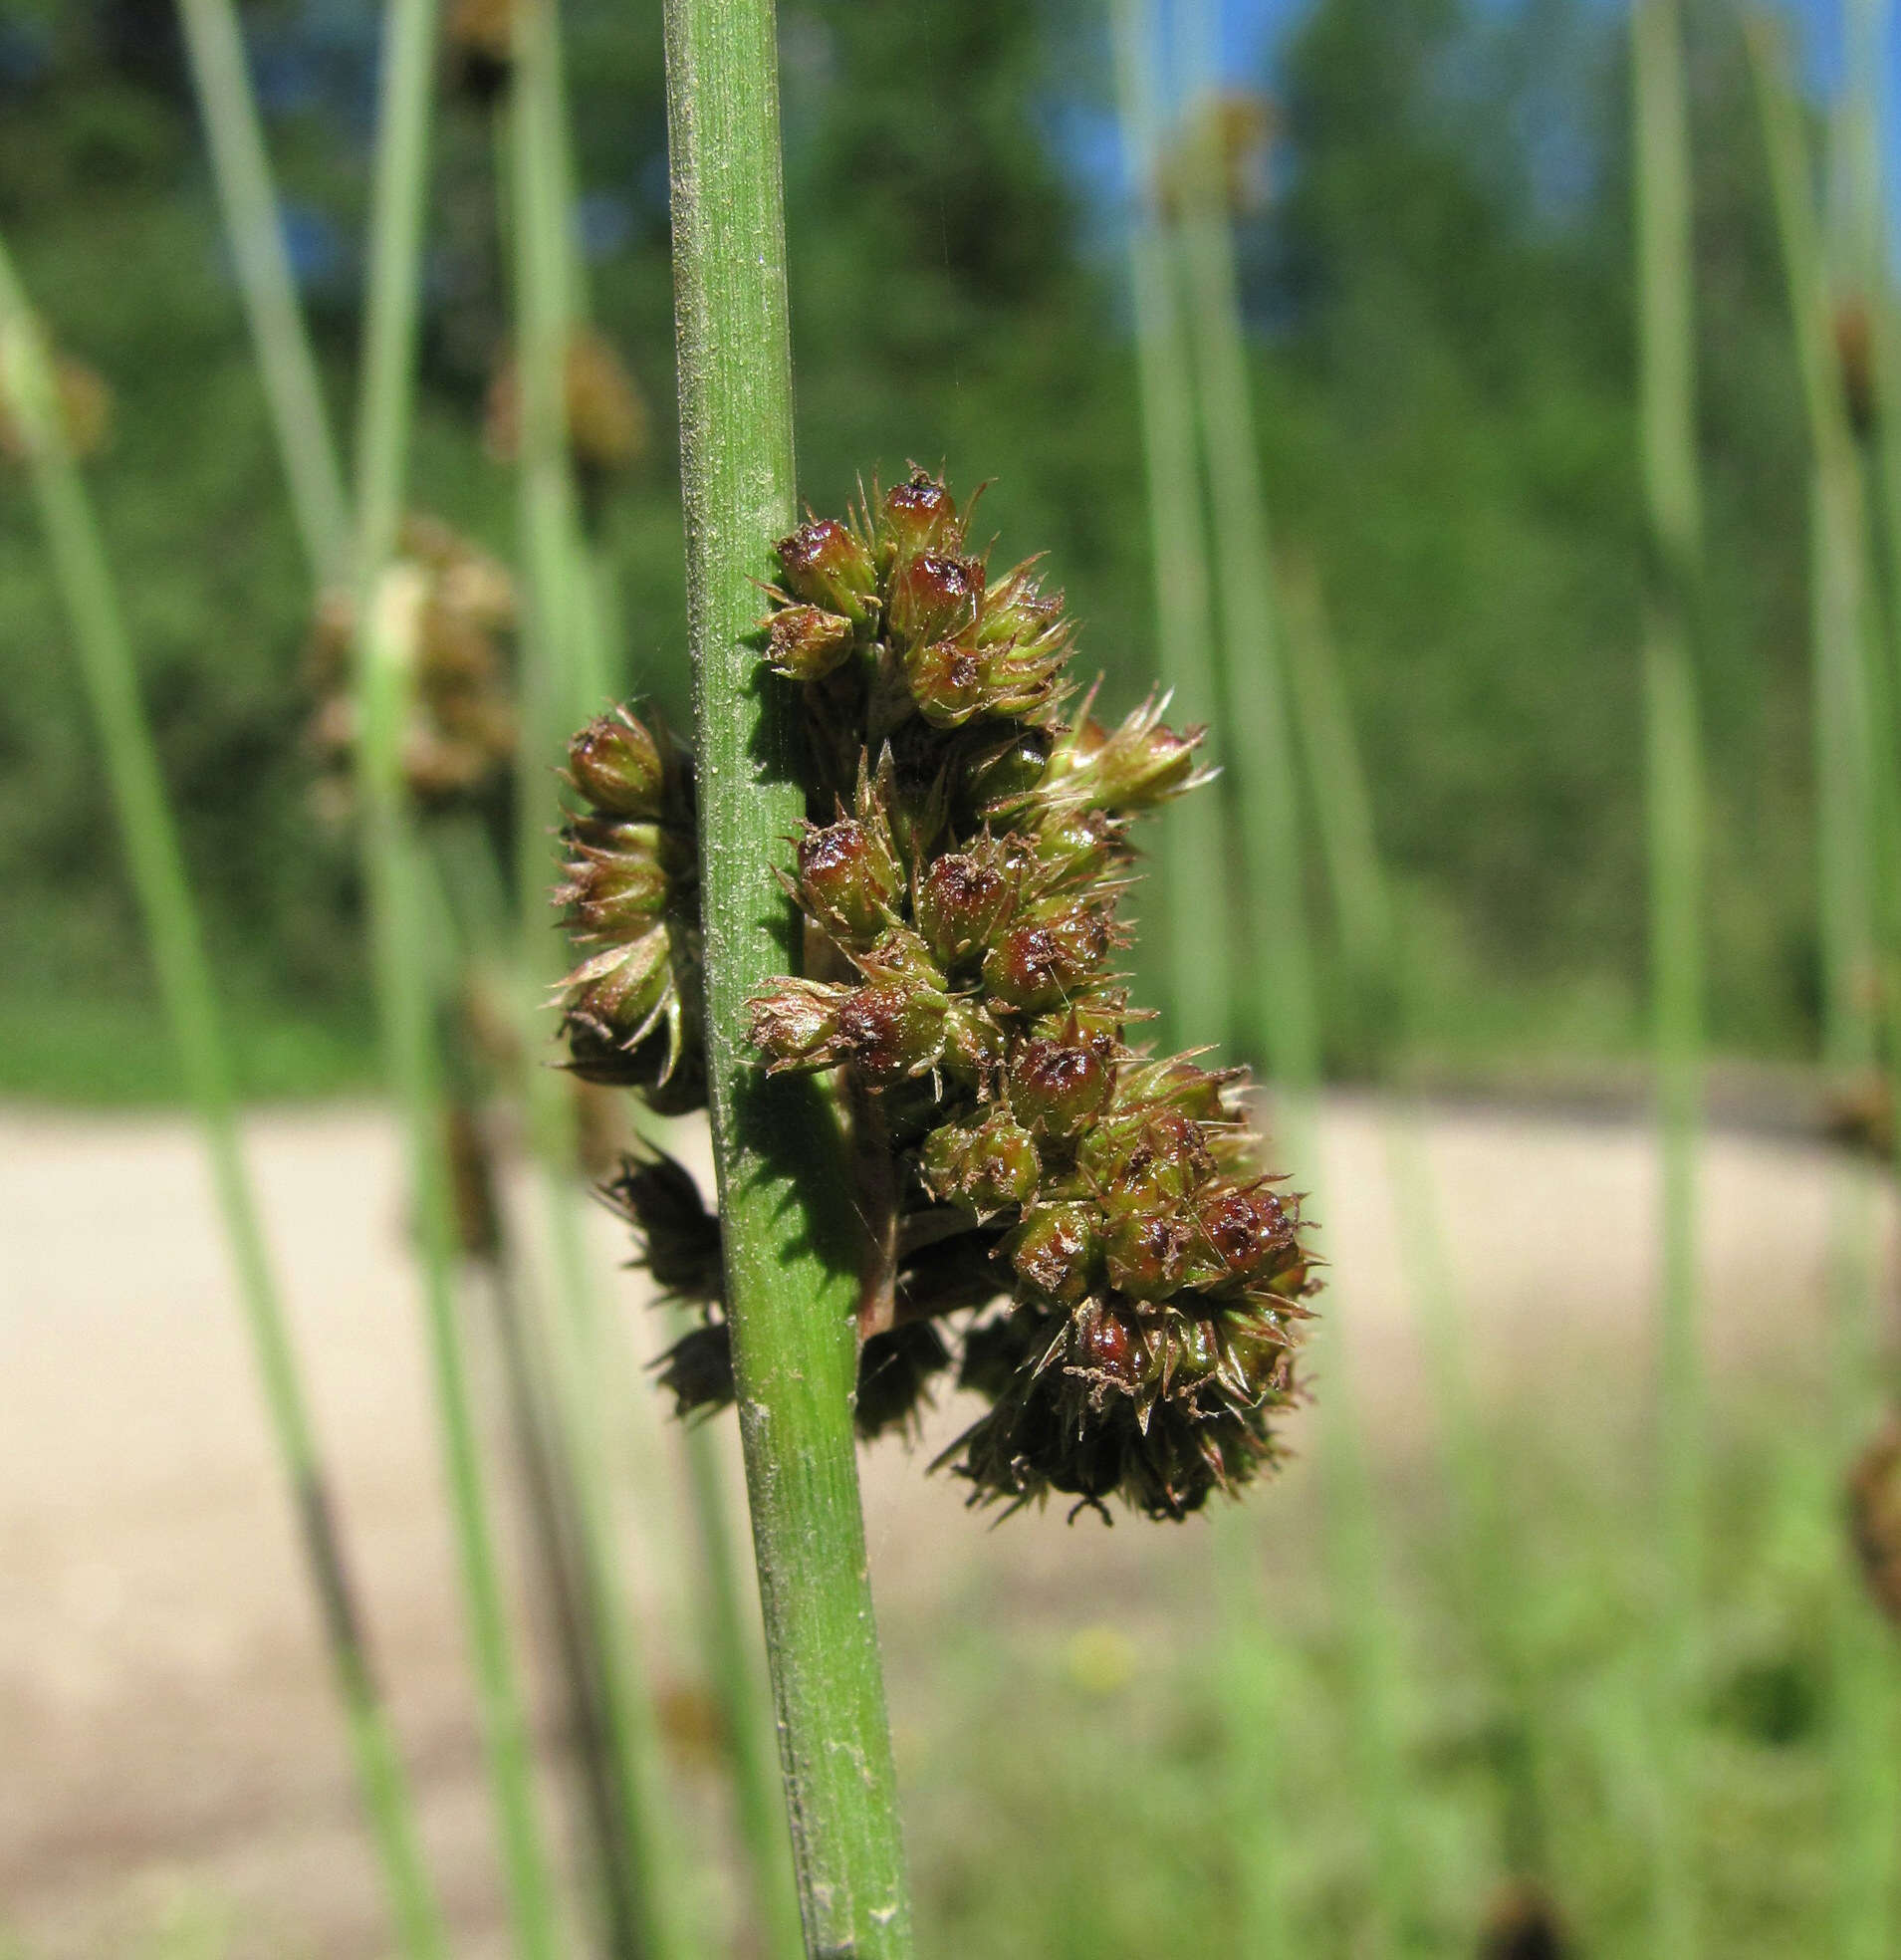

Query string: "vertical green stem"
[[0, 236, 447, 1960], [661, 0, 914, 1950], [507, 10, 694, 1952], [1171, 4, 1412, 1946], [1632, 5, 1707, 1953], [174, 0, 351, 585], [677, 1408, 807, 1960], [1281, 558, 1552, 1888], [348, 7, 564, 1956], [1749, 20, 1899, 1957], [1108, 0, 1233, 1055]]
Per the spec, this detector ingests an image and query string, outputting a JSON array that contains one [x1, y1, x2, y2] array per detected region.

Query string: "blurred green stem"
[[1280, 557, 1552, 1887], [0, 233, 447, 1960], [349, 5, 565, 1956], [1108, 0, 1233, 1055], [662, 0, 914, 1948], [174, 0, 351, 586], [1750, 18, 1900, 1958], [508, 9, 698, 1952], [1172, 3, 1414, 1947], [1632, 3, 1707, 1953]]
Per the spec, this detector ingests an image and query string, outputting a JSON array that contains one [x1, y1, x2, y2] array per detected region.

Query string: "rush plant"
[[558, 474, 1320, 1523]]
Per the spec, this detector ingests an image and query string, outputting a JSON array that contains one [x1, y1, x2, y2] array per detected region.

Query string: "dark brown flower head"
[[605, 1151, 724, 1301], [565, 468, 1317, 1520]]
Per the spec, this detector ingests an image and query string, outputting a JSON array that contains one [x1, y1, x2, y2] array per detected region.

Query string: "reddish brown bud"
[[563, 931, 674, 1046], [767, 604, 856, 681], [559, 826, 670, 934], [984, 902, 1111, 1013], [1072, 1300, 1139, 1386], [797, 815, 901, 943], [1010, 1202, 1099, 1306], [920, 1110, 1041, 1216], [1009, 1034, 1114, 1137], [776, 518, 877, 621], [1104, 1207, 1194, 1300], [747, 977, 848, 1071], [880, 468, 961, 560], [906, 636, 993, 728], [835, 978, 949, 1085], [915, 845, 1015, 967], [889, 551, 983, 648], [1193, 1184, 1295, 1289]]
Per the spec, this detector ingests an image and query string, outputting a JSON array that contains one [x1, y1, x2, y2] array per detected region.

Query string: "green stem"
[[174, 0, 351, 585], [1171, 5, 1412, 1945], [1279, 558, 1552, 1886], [348, 7, 565, 1955], [0, 235, 447, 1960], [661, 0, 914, 1950], [1107, 0, 1233, 1056], [1749, 20, 1899, 1958], [1632, 5, 1707, 1953], [506, 12, 695, 1952], [677, 1403, 807, 1960]]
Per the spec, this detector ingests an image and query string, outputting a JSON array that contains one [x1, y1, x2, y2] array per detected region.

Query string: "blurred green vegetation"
[[0, 0, 1818, 1100]]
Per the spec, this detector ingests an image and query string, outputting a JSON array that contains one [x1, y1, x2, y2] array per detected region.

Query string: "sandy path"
[[0, 1097, 1887, 1955]]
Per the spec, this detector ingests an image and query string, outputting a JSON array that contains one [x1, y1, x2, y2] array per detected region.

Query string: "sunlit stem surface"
[[662, 0, 914, 1949]]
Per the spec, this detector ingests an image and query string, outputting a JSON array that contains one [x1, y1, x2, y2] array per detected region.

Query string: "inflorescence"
[[557, 468, 1318, 1520]]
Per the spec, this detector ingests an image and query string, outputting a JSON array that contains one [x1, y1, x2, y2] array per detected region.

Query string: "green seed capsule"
[[1010, 1202, 1099, 1306], [1009, 1035, 1113, 1138], [889, 552, 983, 649], [776, 518, 877, 621], [880, 469, 962, 561], [569, 708, 667, 819], [798, 816, 900, 943], [767, 603, 855, 681], [915, 847, 1015, 967]]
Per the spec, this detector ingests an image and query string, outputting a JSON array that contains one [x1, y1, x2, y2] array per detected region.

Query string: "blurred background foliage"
[[0, 0, 1815, 1099]]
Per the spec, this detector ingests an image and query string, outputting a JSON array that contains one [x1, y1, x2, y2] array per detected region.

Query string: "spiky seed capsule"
[[1007, 1035, 1114, 1138], [569, 710, 667, 819], [915, 847, 1016, 967], [767, 604, 856, 681], [798, 816, 901, 944], [1011, 1204, 1100, 1307], [880, 468, 962, 560], [888, 552, 982, 649], [985, 904, 1112, 1013], [777, 518, 877, 622]]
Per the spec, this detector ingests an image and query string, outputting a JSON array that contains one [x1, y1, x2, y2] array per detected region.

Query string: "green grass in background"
[[0, 0, 1835, 1102]]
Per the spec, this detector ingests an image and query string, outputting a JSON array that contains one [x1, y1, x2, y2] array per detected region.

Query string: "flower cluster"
[[486, 329, 648, 506], [554, 704, 706, 1115], [306, 515, 519, 813], [559, 468, 1317, 1520]]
